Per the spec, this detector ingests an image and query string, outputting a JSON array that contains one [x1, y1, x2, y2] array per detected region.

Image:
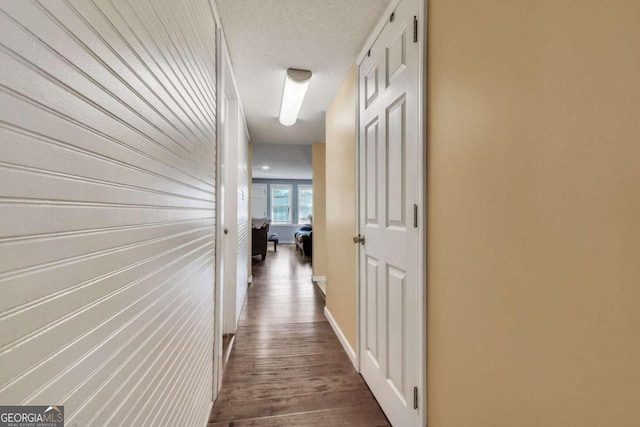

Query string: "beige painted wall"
[[427, 1, 640, 426], [325, 64, 358, 348], [312, 143, 327, 279]]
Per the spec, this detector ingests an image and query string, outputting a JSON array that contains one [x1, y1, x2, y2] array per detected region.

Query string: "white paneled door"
[[358, 0, 422, 425], [251, 184, 268, 218]]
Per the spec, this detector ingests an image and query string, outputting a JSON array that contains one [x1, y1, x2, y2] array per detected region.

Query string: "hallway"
[[208, 245, 389, 426]]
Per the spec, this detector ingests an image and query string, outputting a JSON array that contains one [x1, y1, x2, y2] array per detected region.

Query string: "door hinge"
[[367, 48, 371, 57], [390, 12, 395, 22], [413, 16, 418, 43], [413, 386, 419, 409], [413, 204, 418, 228]]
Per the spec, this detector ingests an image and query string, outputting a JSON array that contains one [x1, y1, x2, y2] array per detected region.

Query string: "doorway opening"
[[249, 144, 317, 285]]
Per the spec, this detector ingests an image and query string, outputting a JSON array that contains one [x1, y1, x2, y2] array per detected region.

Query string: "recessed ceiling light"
[[261, 166, 270, 170], [279, 68, 312, 126]]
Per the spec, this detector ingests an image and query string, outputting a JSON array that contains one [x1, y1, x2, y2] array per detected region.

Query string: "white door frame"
[[223, 91, 239, 335], [213, 25, 226, 400], [354, 0, 428, 425], [212, 22, 251, 400]]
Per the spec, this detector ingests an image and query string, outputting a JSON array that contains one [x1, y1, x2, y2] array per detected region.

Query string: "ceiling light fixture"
[[279, 68, 312, 126], [261, 166, 270, 170]]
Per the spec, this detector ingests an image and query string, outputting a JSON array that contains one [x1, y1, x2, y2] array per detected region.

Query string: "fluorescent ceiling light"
[[261, 166, 270, 170], [279, 68, 312, 126]]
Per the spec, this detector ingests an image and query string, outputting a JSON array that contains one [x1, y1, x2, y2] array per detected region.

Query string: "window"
[[271, 184, 292, 224], [298, 185, 313, 224]]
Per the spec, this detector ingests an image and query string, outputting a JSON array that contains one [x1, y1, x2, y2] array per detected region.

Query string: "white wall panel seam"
[[19, 1, 213, 169], [148, 1, 217, 108], [0, 249, 214, 403], [54, 0, 215, 161], [116, 0, 216, 130], [81, 0, 216, 137], [0, 124, 216, 196], [0, 88, 216, 192], [0, 240, 213, 357], [0, 162, 215, 205], [123, 292, 212, 425], [89, 282, 210, 424], [0, 226, 212, 289], [0, 218, 212, 245], [32, 0, 216, 159]]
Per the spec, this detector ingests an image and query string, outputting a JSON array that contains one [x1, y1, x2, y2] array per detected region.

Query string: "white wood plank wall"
[[0, 0, 218, 425]]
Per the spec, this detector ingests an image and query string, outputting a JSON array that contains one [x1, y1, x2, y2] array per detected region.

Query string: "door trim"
[[212, 18, 251, 401], [213, 24, 224, 402], [354, 1, 428, 425], [356, 0, 403, 65]]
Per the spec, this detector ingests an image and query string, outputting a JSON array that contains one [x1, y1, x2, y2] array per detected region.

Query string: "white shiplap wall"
[[0, 0, 217, 426]]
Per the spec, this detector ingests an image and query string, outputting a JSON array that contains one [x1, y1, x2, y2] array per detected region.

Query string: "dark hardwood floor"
[[208, 244, 390, 426]]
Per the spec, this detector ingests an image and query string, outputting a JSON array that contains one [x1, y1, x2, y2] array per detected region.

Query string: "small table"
[[268, 233, 279, 252]]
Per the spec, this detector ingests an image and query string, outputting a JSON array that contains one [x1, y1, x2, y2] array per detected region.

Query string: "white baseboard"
[[312, 276, 326, 296], [324, 306, 357, 369], [315, 281, 326, 296]]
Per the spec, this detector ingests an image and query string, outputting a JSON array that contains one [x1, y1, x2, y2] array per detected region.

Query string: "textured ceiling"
[[216, 0, 391, 145], [252, 144, 312, 180]]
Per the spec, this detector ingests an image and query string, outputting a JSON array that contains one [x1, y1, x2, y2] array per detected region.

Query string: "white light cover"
[[279, 68, 312, 126]]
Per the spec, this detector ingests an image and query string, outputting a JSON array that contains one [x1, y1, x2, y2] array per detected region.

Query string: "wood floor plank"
[[210, 388, 374, 421], [215, 373, 366, 402], [221, 361, 358, 387], [224, 351, 351, 370], [208, 404, 389, 427], [231, 337, 344, 352], [209, 245, 389, 426]]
